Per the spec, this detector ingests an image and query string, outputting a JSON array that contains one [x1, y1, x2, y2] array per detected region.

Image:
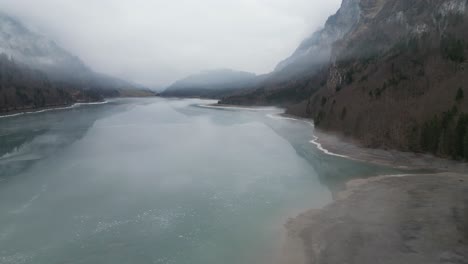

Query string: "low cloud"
[[0, 0, 341, 88]]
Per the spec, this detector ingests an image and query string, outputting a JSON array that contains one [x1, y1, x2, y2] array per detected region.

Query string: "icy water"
[[0, 98, 401, 264]]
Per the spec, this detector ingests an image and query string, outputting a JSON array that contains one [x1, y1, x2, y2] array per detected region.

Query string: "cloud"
[[0, 0, 341, 87]]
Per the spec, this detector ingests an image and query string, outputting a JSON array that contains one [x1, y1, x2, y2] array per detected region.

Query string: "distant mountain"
[[0, 54, 99, 113], [161, 0, 361, 103], [220, 0, 361, 106], [274, 0, 360, 79], [0, 12, 154, 114], [0, 12, 89, 80], [222, 0, 468, 160], [161, 69, 259, 98]]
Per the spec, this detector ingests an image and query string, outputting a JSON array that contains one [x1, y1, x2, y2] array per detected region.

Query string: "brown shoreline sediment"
[[312, 129, 468, 173], [283, 173, 468, 264], [277, 116, 468, 264]]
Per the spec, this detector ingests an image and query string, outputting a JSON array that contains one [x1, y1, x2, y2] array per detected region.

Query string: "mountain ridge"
[[221, 0, 468, 160], [161, 69, 259, 98], [0, 12, 154, 114]]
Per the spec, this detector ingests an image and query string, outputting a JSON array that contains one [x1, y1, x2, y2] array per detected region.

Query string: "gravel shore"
[[284, 173, 468, 264], [313, 129, 468, 173]]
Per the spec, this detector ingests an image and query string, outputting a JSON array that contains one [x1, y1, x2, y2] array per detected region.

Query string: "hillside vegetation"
[[222, 0, 468, 160]]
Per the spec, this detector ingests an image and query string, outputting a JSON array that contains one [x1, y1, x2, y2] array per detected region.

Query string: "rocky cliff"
[[299, 0, 468, 160], [220, 0, 361, 106], [224, 0, 468, 160]]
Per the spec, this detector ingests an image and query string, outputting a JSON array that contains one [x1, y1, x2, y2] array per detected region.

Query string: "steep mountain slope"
[[295, 0, 468, 160], [220, 0, 361, 106], [0, 12, 88, 80], [161, 69, 259, 98], [0, 12, 153, 114], [275, 0, 360, 76], [223, 0, 468, 160], [0, 54, 100, 113]]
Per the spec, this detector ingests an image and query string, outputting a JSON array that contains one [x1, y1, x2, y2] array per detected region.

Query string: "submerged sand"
[[283, 173, 468, 264], [279, 126, 468, 264]]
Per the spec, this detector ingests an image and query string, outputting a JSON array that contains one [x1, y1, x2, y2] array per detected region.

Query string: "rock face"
[[220, 0, 361, 106], [0, 12, 154, 114], [224, 0, 468, 160], [275, 0, 361, 75], [161, 69, 258, 98], [303, 0, 468, 159]]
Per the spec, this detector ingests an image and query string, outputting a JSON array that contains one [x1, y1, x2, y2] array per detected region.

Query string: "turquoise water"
[[0, 98, 400, 264]]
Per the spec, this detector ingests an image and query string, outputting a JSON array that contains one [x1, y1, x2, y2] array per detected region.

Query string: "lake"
[[0, 98, 401, 264]]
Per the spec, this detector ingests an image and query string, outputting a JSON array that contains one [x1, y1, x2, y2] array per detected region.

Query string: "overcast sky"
[[0, 0, 341, 88]]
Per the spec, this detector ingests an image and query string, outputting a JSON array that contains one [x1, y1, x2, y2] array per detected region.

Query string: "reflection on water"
[[186, 102, 402, 196], [0, 99, 143, 179], [0, 98, 403, 264]]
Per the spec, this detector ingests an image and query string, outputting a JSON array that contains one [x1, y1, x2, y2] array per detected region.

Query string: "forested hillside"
[[221, 0, 468, 160], [0, 54, 102, 113]]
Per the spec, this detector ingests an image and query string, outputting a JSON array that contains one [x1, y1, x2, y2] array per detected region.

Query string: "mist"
[[0, 0, 341, 88]]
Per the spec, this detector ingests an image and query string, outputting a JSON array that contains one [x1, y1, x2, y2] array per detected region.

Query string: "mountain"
[[0, 12, 154, 114], [222, 0, 468, 160], [274, 0, 360, 78], [161, 69, 259, 98], [0, 54, 101, 112], [0, 12, 88, 79], [220, 0, 361, 106]]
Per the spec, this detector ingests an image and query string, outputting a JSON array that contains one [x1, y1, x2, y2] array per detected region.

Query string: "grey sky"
[[0, 0, 341, 87]]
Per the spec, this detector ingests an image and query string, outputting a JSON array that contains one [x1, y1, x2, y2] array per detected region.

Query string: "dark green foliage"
[[345, 69, 354, 85], [441, 35, 465, 62], [315, 111, 326, 126], [392, 37, 420, 56], [456, 87, 464, 102], [265, 86, 311, 104], [454, 114, 468, 158], [340, 107, 347, 120], [448, 13, 465, 26], [464, 133, 468, 158], [375, 88, 382, 97], [321, 96, 327, 107], [387, 70, 409, 87], [0, 53, 76, 112], [441, 106, 458, 129], [420, 109, 468, 160], [417, 67, 425, 77], [421, 115, 442, 153]]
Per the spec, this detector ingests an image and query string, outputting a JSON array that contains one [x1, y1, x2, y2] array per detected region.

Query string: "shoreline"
[[262, 111, 468, 263], [266, 111, 468, 173], [197, 103, 278, 111], [0, 100, 109, 119], [282, 172, 468, 264], [312, 129, 468, 173]]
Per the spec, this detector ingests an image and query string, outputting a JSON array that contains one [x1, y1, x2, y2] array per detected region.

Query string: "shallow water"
[[0, 98, 401, 264]]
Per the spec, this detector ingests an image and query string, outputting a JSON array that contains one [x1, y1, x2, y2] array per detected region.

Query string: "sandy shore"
[[313, 129, 468, 173], [283, 173, 468, 264], [280, 126, 468, 264]]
